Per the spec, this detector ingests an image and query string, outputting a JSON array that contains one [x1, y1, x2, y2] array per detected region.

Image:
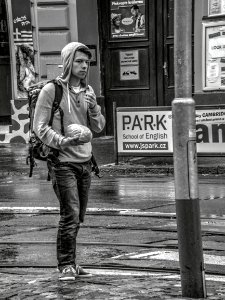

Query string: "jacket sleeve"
[[87, 86, 106, 133], [33, 83, 64, 149]]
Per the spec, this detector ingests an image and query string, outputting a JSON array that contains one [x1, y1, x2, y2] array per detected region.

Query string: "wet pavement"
[[1, 138, 225, 299], [1, 268, 225, 300]]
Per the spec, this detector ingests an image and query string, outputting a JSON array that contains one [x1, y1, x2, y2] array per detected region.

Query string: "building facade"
[[0, 0, 221, 143]]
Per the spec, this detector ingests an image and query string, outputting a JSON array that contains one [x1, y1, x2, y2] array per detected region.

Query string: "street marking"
[[89, 269, 173, 277], [112, 250, 225, 266], [0, 207, 175, 217], [1, 207, 225, 222], [0, 207, 60, 213], [28, 279, 37, 284], [1, 269, 225, 283], [88, 208, 139, 212]]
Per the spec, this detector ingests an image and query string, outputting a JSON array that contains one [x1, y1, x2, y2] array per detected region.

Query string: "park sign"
[[115, 105, 225, 155]]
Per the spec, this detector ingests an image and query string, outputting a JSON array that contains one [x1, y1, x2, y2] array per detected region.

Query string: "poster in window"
[[208, 0, 225, 16], [11, 0, 35, 98], [203, 20, 225, 90], [110, 0, 146, 39]]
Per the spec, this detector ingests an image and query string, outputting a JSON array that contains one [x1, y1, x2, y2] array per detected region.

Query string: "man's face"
[[131, 8, 138, 17], [71, 51, 89, 80]]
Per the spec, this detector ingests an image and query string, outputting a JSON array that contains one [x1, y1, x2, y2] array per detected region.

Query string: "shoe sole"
[[59, 277, 76, 281]]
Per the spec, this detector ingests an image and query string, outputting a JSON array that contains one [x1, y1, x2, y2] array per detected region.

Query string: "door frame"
[[0, 0, 14, 121], [5, 0, 16, 100], [156, 0, 175, 107], [156, 0, 165, 106]]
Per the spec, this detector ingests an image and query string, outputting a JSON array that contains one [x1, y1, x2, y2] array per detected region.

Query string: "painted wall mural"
[[0, 99, 29, 144], [0, 0, 35, 144]]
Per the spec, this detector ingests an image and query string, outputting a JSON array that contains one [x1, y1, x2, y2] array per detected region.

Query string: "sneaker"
[[75, 265, 92, 277], [59, 265, 76, 281]]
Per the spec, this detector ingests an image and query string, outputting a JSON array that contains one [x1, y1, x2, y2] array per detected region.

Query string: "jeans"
[[51, 160, 92, 270]]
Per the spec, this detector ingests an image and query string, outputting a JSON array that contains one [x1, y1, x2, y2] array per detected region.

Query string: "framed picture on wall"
[[208, 0, 225, 17], [202, 20, 225, 90], [110, 0, 146, 40]]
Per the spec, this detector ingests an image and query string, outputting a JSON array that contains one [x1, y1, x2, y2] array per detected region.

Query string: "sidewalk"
[[1, 137, 225, 299], [0, 267, 225, 299], [1, 136, 225, 176]]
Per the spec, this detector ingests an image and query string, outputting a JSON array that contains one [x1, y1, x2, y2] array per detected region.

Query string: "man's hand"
[[85, 91, 97, 109], [60, 136, 84, 148]]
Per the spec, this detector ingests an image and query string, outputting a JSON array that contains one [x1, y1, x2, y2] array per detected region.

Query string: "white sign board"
[[202, 21, 225, 90], [119, 50, 139, 81], [116, 107, 225, 155], [120, 50, 139, 65], [196, 108, 225, 153], [120, 65, 139, 80], [117, 109, 173, 153], [209, 35, 225, 58]]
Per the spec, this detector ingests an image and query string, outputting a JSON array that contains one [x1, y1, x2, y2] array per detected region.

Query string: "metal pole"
[[172, 0, 206, 298], [113, 101, 119, 165]]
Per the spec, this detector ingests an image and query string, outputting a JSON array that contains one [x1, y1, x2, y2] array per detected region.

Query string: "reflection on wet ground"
[[2, 141, 225, 298], [0, 173, 225, 298], [1, 174, 225, 214]]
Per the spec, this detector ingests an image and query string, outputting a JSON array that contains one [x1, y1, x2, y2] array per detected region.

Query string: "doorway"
[[98, 0, 157, 135], [98, 0, 177, 135], [0, 0, 12, 124], [98, 0, 195, 135]]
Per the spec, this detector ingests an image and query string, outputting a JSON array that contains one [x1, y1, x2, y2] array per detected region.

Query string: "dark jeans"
[[50, 160, 92, 270]]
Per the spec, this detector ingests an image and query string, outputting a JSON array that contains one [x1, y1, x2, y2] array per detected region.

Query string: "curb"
[[1, 164, 225, 177], [100, 164, 225, 175]]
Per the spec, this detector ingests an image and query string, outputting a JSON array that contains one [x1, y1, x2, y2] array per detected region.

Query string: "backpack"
[[26, 79, 102, 179], [26, 79, 64, 178]]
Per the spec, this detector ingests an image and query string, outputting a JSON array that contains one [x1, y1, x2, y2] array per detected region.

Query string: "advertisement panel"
[[116, 106, 225, 155], [202, 20, 225, 91], [110, 0, 146, 39], [196, 107, 225, 153], [117, 108, 172, 153], [208, 0, 225, 16], [11, 0, 35, 98]]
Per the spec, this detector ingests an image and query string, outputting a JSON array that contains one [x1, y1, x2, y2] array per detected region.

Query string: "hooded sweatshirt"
[[33, 42, 105, 163]]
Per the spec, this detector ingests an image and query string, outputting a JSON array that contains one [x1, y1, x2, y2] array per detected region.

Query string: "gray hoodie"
[[33, 42, 105, 163]]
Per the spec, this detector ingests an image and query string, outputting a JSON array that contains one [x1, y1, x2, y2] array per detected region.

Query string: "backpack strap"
[[49, 80, 64, 135], [46, 81, 64, 180]]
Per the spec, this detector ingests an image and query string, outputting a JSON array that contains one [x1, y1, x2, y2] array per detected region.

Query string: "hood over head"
[[58, 42, 92, 87]]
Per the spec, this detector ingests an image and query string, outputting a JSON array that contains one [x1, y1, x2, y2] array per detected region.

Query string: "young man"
[[33, 42, 105, 280]]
